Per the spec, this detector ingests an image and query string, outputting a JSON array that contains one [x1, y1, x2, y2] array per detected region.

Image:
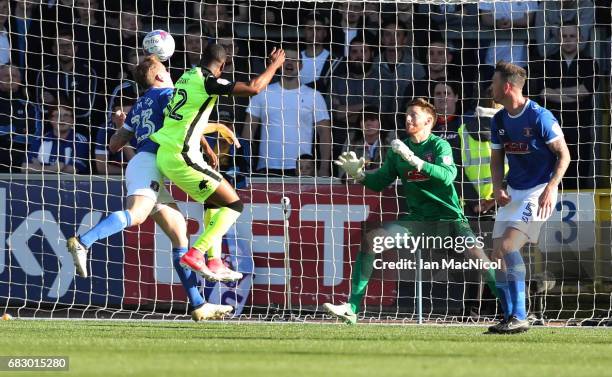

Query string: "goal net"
[[0, 0, 611, 325]]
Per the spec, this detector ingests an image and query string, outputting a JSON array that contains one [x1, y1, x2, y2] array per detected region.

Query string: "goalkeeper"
[[323, 98, 499, 324], [150, 44, 285, 279]]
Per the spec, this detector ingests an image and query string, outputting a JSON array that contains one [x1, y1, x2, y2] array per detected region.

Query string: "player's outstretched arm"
[[391, 139, 456, 185], [109, 128, 135, 153], [335, 151, 365, 181], [108, 110, 135, 153], [231, 48, 286, 97], [356, 150, 399, 192], [203, 123, 241, 148]]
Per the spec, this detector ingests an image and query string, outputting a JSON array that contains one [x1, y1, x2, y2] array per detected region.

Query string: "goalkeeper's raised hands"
[[390, 139, 424, 171], [335, 151, 365, 181]]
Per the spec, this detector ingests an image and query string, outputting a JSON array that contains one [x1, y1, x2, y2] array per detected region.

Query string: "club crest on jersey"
[[503, 142, 530, 154], [423, 153, 434, 163], [523, 127, 533, 137], [150, 180, 160, 192], [199, 180, 209, 191], [405, 170, 429, 182]]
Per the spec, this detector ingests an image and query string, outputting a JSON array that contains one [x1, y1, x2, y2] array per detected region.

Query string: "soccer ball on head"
[[142, 30, 175, 62]]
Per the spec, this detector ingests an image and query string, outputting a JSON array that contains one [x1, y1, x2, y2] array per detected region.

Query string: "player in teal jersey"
[[150, 44, 285, 280], [323, 98, 499, 324]]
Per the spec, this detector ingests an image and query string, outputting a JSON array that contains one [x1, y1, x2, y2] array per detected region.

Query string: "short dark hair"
[[381, 19, 409, 33], [350, 36, 365, 47], [407, 98, 436, 121], [433, 81, 461, 99], [200, 43, 227, 68], [56, 27, 73, 39], [494, 61, 526, 88], [428, 33, 447, 47], [306, 11, 330, 26], [121, 3, 137, 13], [282, 42, 299, 53], [133, 55, 163, 89], [186, 23, 202, 36], [349, 36, 374, 55], [49, 101, 74, 119], [360, 106, 380, 124]]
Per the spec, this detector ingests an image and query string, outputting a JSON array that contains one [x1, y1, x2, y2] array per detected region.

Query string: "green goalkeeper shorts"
[[156, 146, 223, 203], [380, 220, 477, 244]]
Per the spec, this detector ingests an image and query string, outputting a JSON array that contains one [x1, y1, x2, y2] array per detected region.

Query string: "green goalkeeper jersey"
[[150, 67, 235, 154], [363, 134, 466, 222]]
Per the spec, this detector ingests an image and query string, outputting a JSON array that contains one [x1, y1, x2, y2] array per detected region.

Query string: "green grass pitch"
[[1, 320, 611, 377]]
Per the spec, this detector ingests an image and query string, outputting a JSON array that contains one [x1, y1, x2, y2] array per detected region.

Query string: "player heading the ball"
[[150, 44, 286, 279], [67, 55, 233, 321]]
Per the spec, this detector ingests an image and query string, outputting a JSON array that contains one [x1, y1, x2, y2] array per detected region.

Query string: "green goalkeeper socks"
[[193, 206, 241, 254], [203, 207, 223, 259], [347, 254, 499, 313], [348, 251, 375, 314]]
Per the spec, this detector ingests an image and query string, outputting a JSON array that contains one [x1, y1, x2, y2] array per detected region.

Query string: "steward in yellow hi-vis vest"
[[459, 106, 509, 217]]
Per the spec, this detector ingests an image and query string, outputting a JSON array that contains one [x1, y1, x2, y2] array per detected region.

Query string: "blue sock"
[[172, 247, 205, 308], [495, 268, 513, 320], [80, 210, 132, 248], [504, 251, 527, 320]]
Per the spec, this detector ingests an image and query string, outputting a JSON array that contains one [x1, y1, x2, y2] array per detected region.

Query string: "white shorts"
[[125, 152, 175, 208], [492, 183, 557, 243]]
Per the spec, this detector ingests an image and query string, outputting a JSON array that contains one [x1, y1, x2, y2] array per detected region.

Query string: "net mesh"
[[0, 0, 611, 325]]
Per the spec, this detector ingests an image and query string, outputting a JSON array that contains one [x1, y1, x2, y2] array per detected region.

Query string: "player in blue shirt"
[[488, 62, 570, 333], [67, 56, 233, 320], [22, 103, 89, 174]]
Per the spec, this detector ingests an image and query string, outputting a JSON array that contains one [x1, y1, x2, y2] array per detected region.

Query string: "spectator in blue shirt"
[[36, 28, 101, 137], [0, 64, 40, 172], [22, 103, 89, 174]]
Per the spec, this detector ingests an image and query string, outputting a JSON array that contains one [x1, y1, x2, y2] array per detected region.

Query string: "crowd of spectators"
[[0, 0, 608, 192]]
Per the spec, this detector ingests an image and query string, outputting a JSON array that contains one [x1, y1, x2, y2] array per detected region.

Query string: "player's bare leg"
[[179, 179, 243, 282], [68, 195, 156, 278]]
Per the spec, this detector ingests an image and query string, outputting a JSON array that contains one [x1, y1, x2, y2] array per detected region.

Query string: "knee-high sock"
[[203, 207, 222, 260], [484, 268, 500, 299], [80, 210, 132, 249], [495, 268, 513, 320], [193, 206, 241, 253], [348, 251, 375, 314], [172, 247, 205, 308], [504, 251, 527, 320]]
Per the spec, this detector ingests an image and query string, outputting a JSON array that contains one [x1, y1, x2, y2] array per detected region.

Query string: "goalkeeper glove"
[[334, 151, 365, 181], [391, 139, 425, 171]]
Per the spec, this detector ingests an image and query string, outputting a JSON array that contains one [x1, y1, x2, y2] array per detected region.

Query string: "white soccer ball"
[[142, 30, 175, 62]]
